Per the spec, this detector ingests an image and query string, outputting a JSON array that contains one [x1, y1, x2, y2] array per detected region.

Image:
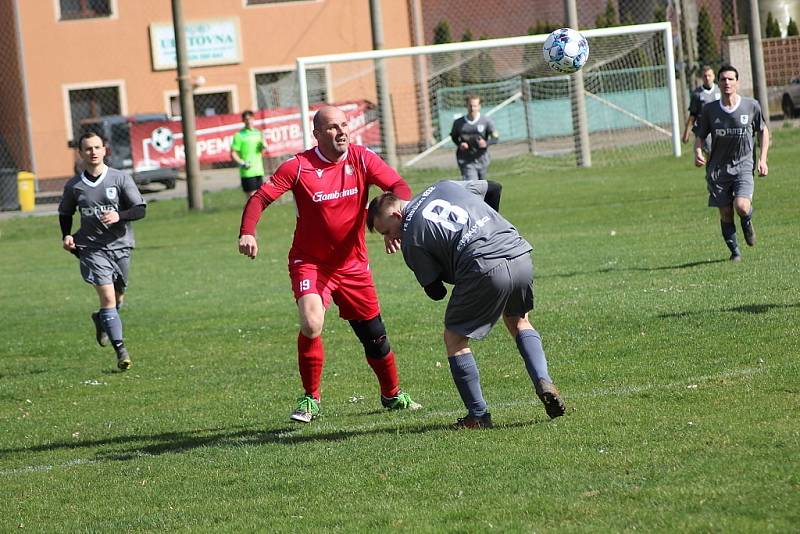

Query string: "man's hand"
[[241, 161, 251, 169], [239, 234, 259, 259], [62, 235, 76, 252], [99, 211, 120, 225], [477, 138, 487, 148], [384, 235, 401, 254], [459, 142, 469, 150], [757, 159, 768, 176], [694, 150, 706, 167]]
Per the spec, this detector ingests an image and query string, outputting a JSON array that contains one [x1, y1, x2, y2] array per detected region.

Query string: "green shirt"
[[231, 127, 265, 178]]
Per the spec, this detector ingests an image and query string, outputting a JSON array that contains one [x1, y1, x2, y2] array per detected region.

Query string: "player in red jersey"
[[238, 105, 422, 422]]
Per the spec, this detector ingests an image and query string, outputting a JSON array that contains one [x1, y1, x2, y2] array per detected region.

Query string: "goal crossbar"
[[296, 22, 680, 158]]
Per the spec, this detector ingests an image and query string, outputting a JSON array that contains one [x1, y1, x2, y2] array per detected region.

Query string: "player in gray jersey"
[[695, 65, 769, 261], [367, 180, 566, 428], [59, 132, 147, 370], [682, 65, 720, 151], [450, 95, 503, 209]]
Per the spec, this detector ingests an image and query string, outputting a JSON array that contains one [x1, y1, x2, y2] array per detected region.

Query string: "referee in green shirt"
[[230, 110, 266, 197]]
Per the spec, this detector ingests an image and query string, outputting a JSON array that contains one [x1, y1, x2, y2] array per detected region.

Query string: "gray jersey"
[[688, 83, 720, 118], [400, 180, 531, 288], [450, 114, 497, 163], [696, 97, 766, 176], [58, 167, 145, 250]]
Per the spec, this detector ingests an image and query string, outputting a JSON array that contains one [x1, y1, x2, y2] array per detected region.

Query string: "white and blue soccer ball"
[[543, 27, 589, 74], [150, 127, 175, 153]]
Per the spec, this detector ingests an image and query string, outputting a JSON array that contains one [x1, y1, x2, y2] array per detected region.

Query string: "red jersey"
[[240, 144, 411, 269]]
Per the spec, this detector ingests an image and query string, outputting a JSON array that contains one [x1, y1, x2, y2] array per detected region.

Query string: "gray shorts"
[[457, 153, 490, 181], [79, 248, 131, 292], [707, 168, 754, 207], [445, 254, 534, 340]]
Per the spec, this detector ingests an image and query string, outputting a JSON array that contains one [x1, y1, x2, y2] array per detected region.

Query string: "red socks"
[[298, 334, 401, 399], [366, 351, 400, 398], [298, 333, 324, 399]]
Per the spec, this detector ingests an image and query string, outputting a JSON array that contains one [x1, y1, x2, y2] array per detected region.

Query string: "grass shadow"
[[658, 302, 800, 319], [542, 258, 727, 279]]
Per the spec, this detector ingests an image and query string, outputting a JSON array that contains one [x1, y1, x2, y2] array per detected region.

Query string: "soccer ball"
[[543, 28, 589, 74], [150, 127, 175, 153]]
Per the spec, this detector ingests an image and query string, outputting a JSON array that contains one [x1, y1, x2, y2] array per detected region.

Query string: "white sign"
[[150, 18, 242, 70]]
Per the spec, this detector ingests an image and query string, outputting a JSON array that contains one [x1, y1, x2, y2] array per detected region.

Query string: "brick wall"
[[763, 36, 800, 86]]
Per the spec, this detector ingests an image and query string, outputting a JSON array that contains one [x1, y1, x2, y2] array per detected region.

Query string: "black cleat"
[[91, 312, 110, 347], [116, 348, 132, 370], [535, 379, 566, 419], [729, 253, 742, 262], [452, 412, 493, 429], [742, 221, 756, 247]]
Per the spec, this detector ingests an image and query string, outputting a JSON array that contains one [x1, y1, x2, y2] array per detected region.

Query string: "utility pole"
[[369, 0, 398, 168], [672, 0, 689, 129], [565, 0, 591, 167], [747, 0, 770, 117], [171, 0, 203, 210]]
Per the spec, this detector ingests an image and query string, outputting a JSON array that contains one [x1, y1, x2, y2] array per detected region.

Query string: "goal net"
[[296, 22, 679, 171]]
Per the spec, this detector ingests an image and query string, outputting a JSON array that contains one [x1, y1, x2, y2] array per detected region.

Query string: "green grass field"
[[1, 127, 798, 532]]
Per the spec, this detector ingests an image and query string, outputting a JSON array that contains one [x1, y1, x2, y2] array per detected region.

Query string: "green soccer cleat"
[[381, 390, 422, 411], [290, 394, 320, 423], [116, 347, 132, 371], [91, 312, 110, 347], [452, 412, 493, 429]]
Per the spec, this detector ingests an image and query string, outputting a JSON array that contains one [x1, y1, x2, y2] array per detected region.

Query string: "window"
[[255, 68, 328, 110], [59, 0, 113, 21], [170, 92, 232, 118], [68, 86, 121, 141]]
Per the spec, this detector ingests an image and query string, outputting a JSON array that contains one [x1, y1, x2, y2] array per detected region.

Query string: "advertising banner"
[[129, 101, 380, 172]]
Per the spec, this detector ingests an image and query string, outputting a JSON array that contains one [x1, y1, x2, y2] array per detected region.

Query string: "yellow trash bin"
[[17, 171, 35, 212]]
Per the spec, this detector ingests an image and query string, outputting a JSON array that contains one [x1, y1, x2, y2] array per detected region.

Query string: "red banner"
[[129, 101, 381, 172]]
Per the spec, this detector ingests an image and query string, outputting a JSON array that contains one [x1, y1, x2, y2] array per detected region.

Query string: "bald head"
[[313, 106, 345, 130], [313, 105, 350, 160]]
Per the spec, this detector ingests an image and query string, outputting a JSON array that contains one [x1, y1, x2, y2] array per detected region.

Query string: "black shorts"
[[241, 176, 264, 193]]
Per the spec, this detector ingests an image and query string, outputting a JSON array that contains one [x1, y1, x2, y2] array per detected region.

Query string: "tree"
[[696, 6, 719, 68], [721, 12, 734, 38], [788, 18, 799, 36], [528, 21, 560, 35], [460, 31, 496, 85], [765, 12, 781, 38], [431, 20, 459, 89], [595, 0, 619, 28], [432, 20, 452, 44]]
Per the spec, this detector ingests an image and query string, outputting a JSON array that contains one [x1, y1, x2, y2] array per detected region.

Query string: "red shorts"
[[288, 260, 380, 321]]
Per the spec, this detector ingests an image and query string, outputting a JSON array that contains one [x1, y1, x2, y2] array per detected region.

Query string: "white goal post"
[[296, 21, 680, 168]]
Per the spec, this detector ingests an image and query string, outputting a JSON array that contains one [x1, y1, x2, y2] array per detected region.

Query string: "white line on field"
[[0, 366, 764, 476]]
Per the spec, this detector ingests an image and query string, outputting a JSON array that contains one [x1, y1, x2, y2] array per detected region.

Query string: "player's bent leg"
[[446, 338, 490, 429], [349, 315, 421, 411], [293, 294, 327, 421], [735, 198, 756, 247], [93, 284, 130, 369], [718, 206, 741, 261], [297, 293, 326, 338]]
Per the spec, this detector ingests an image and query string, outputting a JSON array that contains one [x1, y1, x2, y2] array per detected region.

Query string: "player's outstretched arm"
[[238, 234, 259, 259]]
